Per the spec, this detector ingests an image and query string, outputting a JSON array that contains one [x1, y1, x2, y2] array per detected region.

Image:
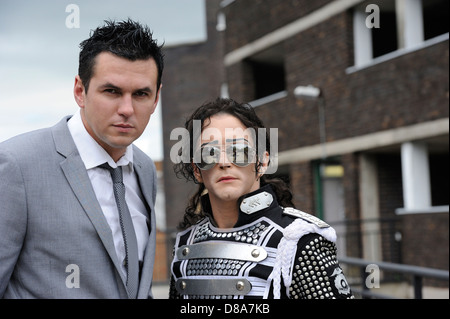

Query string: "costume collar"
[[235, 184, 279, 227], [201, 184, 280, 228]]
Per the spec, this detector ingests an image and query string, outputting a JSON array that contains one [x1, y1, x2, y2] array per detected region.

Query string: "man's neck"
[[209, 199, 239, 229]]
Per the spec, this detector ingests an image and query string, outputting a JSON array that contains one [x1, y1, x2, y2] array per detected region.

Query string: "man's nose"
[[118, 94, 134, 117], [218, 148, 231, 168]]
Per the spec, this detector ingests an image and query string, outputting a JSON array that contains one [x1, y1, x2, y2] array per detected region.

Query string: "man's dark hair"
[[78, 19, 164, 93]]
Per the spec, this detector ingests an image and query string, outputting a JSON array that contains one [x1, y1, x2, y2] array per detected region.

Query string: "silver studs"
[[251, 249, 260, 258], [236, 281, 245, 291]]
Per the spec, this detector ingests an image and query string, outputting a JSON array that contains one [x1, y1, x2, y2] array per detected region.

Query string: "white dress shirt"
[[68, 110, 149, 277]]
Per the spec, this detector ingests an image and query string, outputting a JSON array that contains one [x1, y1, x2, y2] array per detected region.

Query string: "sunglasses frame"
[[194, 143, 257, 170]]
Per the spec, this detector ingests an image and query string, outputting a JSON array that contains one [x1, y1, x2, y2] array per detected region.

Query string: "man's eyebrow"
[[225, 138, 249, 143], [201, 140, 219, 147], [98, 83, 152, 93], [200, 138, 249, 147], [99, 82, 121, 90], [135, 87, 152, 92]]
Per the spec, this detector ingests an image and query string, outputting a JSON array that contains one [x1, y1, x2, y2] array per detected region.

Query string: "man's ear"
[[73, 75, 86, 108], [258, 151, 270, 175], [192, 163, 203, 183], [150, 84, 162, 115]]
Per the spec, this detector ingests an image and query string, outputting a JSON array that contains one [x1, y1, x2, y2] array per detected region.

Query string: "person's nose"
[[118, 94, 134, 118], [218, 148, 231, 168]]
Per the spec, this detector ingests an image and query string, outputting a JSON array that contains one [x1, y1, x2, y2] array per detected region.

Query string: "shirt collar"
[[67, 110, 134, 171]]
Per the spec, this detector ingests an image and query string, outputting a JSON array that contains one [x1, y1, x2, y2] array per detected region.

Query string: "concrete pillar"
[[360, 154, 382, 261], [353, 8, 373, 66], [396, 0, 424, 49], [401, 141, 431, 210]]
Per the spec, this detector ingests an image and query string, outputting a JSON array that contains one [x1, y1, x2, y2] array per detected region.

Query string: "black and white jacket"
[[169, 185, 354, 299]]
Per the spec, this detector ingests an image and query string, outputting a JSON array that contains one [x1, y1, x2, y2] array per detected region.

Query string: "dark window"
[[422, 0, 449, 40], [371, 8, 398, 58], [429, 154, 449, 206], [244, 46, 286, 100]]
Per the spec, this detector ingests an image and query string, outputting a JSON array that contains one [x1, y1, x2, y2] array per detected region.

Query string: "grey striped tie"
[[100, 163, 139, 299]]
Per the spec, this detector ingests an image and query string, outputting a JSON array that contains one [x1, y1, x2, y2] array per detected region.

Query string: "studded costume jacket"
[[169, 185, 354, 299]]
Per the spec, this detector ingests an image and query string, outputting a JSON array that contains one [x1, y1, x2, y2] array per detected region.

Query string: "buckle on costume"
[[176, 278, 252, 296], [176, 242, 267, 262]]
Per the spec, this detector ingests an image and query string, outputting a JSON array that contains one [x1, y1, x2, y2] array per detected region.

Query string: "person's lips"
[[113, 123, 134, 133], [218, 176, 237, 183]]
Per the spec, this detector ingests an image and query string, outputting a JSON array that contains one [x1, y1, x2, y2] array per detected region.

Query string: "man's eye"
[[134, 91, 149, 97], [104, 89, 118, 94], [201, 146, 220, 164]]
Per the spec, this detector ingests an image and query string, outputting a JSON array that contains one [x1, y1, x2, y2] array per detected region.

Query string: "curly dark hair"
[[174, 97, 295, 229], [78, 18, 164, 93]]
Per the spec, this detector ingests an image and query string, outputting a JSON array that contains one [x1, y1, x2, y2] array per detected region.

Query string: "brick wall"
[[223, 0, 333, 52], [152, 230, 169, 283], [229, 11, 449, 150], [160, 0, 449, 278]]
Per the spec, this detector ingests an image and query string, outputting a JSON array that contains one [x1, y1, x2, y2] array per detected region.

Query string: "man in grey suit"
[[0, 19, 164, 298]]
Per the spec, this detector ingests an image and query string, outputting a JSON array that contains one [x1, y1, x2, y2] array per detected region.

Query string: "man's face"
[[74, 51, 160, 161], [193, 113, 264, 206]]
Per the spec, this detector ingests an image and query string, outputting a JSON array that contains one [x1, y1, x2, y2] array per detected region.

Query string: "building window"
[[352, 0, 449, 68], [244, 45, 286, 102], [371, 2, 397, 58], [422, 0, 449, 40], [397, 140, 449, 214]]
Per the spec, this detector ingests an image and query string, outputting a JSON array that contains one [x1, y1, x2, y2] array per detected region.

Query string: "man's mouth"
[[113, 123, 134, 132], [218, 176, 237, 183]]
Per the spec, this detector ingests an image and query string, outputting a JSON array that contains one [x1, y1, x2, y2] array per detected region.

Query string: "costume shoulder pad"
[[282, 207, 330, 228]]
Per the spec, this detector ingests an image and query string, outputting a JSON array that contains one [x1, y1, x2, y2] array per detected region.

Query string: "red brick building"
[[160, 0, 449, 284]]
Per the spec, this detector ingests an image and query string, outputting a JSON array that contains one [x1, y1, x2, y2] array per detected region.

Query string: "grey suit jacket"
[[0, 116, 157, 298]]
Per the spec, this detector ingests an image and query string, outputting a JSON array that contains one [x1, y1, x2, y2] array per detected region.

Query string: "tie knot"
[[99, 163, 123, 184]]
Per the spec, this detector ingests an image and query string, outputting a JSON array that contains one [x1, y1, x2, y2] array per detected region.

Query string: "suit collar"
[[52, 115, 77, 158]]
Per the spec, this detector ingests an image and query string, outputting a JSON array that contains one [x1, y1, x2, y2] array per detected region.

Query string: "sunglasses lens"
[[227, 144, 254, 167], [195, 146, 220, 170], [194, 144, 256, 170]]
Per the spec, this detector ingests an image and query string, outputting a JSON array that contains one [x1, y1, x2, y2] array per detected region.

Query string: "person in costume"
[[169, 97, 354, 299]]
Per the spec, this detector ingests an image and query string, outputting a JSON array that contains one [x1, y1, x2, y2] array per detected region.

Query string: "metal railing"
[[339, 256, 449, 299]]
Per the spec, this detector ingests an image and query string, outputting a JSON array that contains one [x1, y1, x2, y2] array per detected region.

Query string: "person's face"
[[193, 113, 268, 205], [74, 51, 161, 161]]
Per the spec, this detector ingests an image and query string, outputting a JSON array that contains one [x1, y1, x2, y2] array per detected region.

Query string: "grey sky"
[[0, 0, 206, 161]]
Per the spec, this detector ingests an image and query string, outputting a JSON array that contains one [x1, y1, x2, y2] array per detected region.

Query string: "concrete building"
[[160, 0, 449, 285]]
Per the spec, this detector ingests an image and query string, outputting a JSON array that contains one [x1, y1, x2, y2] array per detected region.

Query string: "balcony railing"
[[339, 256, 449, 299]]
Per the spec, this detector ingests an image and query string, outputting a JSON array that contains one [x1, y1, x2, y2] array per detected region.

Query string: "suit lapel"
[[52, 117, 128, 289], [133, 154, 157, 298], [60, 157, 120, 263], [133, 160, 154, 216]]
